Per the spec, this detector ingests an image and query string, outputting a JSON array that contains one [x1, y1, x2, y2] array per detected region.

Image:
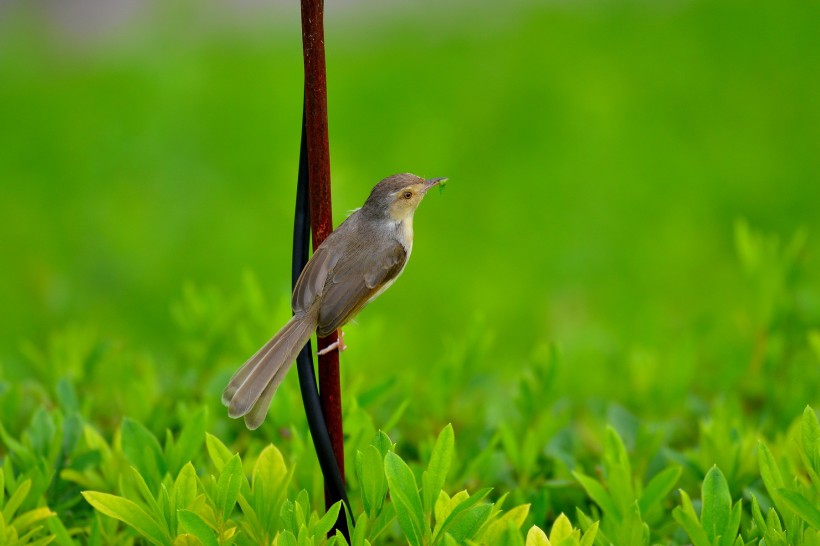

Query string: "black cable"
[[292, 102, 351, 536]]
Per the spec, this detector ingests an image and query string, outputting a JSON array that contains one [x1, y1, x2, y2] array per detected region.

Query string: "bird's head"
[[362, 173, 447, 222]]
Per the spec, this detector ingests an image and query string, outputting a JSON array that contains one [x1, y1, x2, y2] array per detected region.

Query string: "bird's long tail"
[[222, 313, 317, 429]]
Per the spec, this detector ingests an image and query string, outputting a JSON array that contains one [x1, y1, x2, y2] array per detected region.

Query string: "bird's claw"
[[317, 330, 347, 355]]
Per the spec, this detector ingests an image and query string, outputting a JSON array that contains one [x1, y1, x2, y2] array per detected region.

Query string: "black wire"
[[293, 101, 351, 536]]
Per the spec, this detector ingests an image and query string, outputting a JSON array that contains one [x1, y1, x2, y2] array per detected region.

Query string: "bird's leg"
[[317, 329, 347, 355]]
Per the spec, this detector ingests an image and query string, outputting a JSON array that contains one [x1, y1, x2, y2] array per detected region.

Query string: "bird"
[[222, 173, 446, 429]]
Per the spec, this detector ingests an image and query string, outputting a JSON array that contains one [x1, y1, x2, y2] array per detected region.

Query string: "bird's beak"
[[423, 177, 448, 192]]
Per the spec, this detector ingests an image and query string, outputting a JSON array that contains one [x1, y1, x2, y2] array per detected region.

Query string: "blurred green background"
[[1, 0, 819, 434]]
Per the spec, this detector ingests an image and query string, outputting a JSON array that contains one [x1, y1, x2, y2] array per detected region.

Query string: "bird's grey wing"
[[316, 240, 407, 337], [292, 242, 341, 314]]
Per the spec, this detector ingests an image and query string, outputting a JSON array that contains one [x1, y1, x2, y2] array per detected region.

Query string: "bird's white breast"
[[365, 219, 413, 304]]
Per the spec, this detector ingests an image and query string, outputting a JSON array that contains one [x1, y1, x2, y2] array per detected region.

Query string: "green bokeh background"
[[1, 0, 819, 429]]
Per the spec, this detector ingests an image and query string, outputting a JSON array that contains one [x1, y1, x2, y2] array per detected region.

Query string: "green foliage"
[[572, 427, 679, 544], [2, 1, 820, 544], [673, 466, 742, 546]]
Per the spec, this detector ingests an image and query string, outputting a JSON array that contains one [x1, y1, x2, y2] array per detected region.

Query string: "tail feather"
[[222, 313, 317, 425]]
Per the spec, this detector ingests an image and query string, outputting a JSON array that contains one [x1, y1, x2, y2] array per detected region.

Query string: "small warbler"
[[223, 173, 446, 429]]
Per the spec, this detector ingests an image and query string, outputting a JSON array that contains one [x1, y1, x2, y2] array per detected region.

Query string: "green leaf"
[[572, 471, 620, 521], [10, 507, 54, 532], [173, 463, 198, 512], [384, 451, 425, 546], [315, 501, 342, 538], [802, 406, 820, 476], [360, 445, 387, 517], [603, 427, 634, 513], [720, 501, 742, 546], [444, 502, 493, 542], [751, 495, 767, 534], [434, 487, 492, 543], [497, 520, 526, 546], [121, 418, 166, 490], [422, 424, 454, 518], [526, 525, 549, 546], [333, 529, 351, 546], [27, 406, 56, 457], [579, 521, 599, 546], [167, 407, 207, 476], [638, 466, 681, 514], [673, 490, 711, 546], [777, 489, 820, 530], [2, 478, 31, 521], [46, 512, 77, 546], [279, 530, 298, 546], [550, 513, 575, 543], [252, 442, 290, 528], [350, 511, 369, 546], [372, 431, 394, 457], [758, 443, 789, 517], [205, 433, 234, 472], [615, 502, 648, 546], [673, 506, 711, 546], [177, 509, 218, 546], [130, 466, 163, 523], [481, 503, 530, 544], [701, 465, 731, 541], [215, 454, 243, 521], [82, 491, 172, 546]]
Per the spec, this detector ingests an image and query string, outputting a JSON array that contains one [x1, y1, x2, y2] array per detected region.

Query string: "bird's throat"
[[395, 217, 414, 251]]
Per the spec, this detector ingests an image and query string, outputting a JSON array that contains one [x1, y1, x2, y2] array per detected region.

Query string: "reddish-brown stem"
[[300, 0, 345, 497]]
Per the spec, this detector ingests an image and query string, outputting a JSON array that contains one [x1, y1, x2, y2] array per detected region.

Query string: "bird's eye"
[[403, 191, 413, 199]]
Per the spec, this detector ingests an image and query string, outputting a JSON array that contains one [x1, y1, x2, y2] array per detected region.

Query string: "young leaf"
[[549, 513, 575, 544], [278, 530, 298, 546], [751, 495, 767, 534], [579, 521, 599, 546], [215, 454, 243, 521], [334, 529, 351, 546], [360, 445, 387, 517], [615, 502, 648, 546], [758, 442, 789, 516], [252, 443, 290, 528], [673, 506, 710, 546], [205, 433, 234, 472], [177, 509, 218, 546], [422, 424, 454, 518], [384, 451, 425, 546], [721, 501, 742, 546], [10, 507, 55, 533], [167, 407, 207, 476], [2, 478, 31, 521], [130, 466, 164, 523], [497, 520, 526, 546], [434, 488, 492, 542], [526, 525, 549, 546], [443, 502, 493, 543], [480, 504, 530, 544], [673, 490, 711, 546], [315, 501, 343, 538], [121, 418, 166, 490], [638, 466, 681, 515], [372, 431, 394, 458], [603, 427, 634, 513], [83, 491, 172, 546], [572, 471, 620, 521], [174, 463, 198, 512], [802, 406, 820, 476], [701, 465, 731, 541], [350, 511, 369, 546], [777, 489, 820, 529]]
